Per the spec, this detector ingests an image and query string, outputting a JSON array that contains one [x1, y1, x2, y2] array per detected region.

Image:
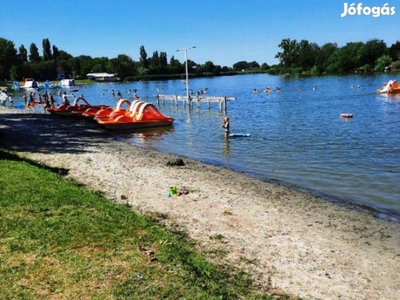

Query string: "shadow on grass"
[[0, 112, 115, 155], [0, 148, 70, 176]]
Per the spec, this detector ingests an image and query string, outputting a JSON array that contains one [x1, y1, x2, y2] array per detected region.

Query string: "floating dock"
[[154, 95, 236, 113]]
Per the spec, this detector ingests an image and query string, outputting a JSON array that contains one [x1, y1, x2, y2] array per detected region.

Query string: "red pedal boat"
[[47, 96, 108, 117], [95, 101, 174, 130]]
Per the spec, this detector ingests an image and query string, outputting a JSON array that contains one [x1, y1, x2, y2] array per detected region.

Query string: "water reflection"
[[223, 138, 230, 157], [114, 126, 175, 145]]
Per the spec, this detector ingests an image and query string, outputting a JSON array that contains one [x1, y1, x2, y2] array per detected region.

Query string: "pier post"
[[224, 97, 227, 113]]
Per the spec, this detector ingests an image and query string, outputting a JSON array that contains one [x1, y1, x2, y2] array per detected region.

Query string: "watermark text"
[[340, 2, 395, 17]]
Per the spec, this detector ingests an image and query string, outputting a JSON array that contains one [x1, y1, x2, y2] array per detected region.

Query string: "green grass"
[[0, 149, 279, 299]]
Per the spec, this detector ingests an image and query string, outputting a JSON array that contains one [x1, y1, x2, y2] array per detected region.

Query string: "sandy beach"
[[1, 106, 399, 300]]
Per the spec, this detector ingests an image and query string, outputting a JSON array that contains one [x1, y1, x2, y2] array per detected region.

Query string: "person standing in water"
[[62, 92, 70, 106], [221, 116, 230, 139]]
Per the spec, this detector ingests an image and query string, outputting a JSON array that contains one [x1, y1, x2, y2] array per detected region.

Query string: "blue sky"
[[1, 0, 399, 66]]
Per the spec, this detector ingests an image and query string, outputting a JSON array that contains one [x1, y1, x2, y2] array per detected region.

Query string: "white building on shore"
[[86, 73, 119, 82]]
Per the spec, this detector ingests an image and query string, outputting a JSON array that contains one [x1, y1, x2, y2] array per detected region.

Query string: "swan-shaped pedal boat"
[[84, 98, 132, 119], [376, 80, 400, 95], [95, 101, 174, 130]]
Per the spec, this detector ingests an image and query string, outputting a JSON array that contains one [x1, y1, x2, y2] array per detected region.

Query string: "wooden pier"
[[154, 95, 236, 113]]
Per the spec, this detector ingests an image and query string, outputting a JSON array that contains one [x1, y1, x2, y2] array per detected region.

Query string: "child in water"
[[221, 116, 230, 139]]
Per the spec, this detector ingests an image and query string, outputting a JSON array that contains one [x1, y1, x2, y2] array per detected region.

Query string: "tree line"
[[0, 37, 270, 82], [1, 37, 399, 83], [272, 38, 400, 75]]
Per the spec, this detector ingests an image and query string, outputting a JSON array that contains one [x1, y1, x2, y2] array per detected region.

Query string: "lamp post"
[[177, 46, 196, 102]]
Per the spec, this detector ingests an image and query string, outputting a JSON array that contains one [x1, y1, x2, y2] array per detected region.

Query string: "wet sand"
[[1, 106, 399, 299]]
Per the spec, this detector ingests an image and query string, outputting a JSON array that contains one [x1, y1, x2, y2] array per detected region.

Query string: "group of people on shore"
[[0, 91, 14, 108], [0, 90, 75, 112], [24, 91, 56, 109]]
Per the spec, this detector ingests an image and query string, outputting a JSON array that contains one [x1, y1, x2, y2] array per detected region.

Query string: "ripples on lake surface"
[[17, 74, 400, 221]]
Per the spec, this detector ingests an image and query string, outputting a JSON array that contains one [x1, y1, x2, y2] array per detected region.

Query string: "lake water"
[[12, 74, 400, 221]]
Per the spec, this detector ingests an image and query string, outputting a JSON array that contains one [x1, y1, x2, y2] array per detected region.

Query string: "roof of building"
[[86, 72, 116, 78]]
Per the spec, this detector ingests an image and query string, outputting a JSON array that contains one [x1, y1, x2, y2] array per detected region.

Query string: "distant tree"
[[38, 60, 57, 80], [75, 55, 93, 77], [149, 51, 169, 74], [109, 54, 136, 80], [168, 55, 183, 73], [203, 61, 216, 73], [150, 51, 160, 71], [137, 66, 149, 76], [0, 38, 18, 80], [297, 40, 320, 70], [52, 45, 60, 61], [392, 60, 400, 71], [232, 61, 259, 71], [388, 41, 400, 61], [248, 61, 260, 69], [139, 45, 148, 69], [90, 63, 103, 73], [56, 50, 73, 62], [9, 65, 18, 80], [69, 57, 81, 77], [56, 59, 70, 78], [169, 55, 180, 66], [187, 60, 197, 73], [25, 62, 40, 79], [159, 52, 168, 67], [221, 66, 230, 72], [42, 38, 52, 61], [315, 43, 338, 73], [374, 55, 392, 71], [53, 51, 74, 78], [213, 65, 222, 75], [29, 43, 40, 63], [358, 39, 387, 67], [260, 63, 270, 71], [91, 57, 109, 73], [275, 38, 299, 67], [18, 45, 28, 62], [328, 42, 364, 73], [232, 61, 249, 71]]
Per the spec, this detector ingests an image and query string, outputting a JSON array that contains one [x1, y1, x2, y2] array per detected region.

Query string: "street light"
[[177, 46, 196, 102]]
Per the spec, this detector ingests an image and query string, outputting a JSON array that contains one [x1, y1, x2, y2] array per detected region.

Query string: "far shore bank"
[[1, 106, 400, 299]]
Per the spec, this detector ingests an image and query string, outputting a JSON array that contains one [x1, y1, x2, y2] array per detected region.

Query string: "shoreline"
[[265, 178, 400, 224], [1, 106, 400, 299], [6, 104, 400, 224], [8, 105, 400, 224]]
